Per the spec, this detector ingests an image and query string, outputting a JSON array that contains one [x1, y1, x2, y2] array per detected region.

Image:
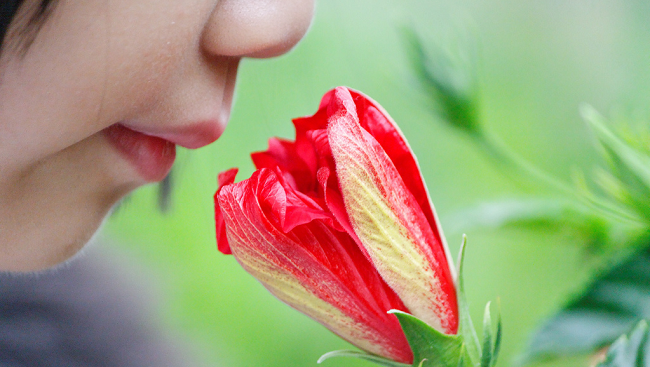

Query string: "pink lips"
[[147, 121, 225, 149], [104, 121, 225, 182], [104, 124, 176, 182]]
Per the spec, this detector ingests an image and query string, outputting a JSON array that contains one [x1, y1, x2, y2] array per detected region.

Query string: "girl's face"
[[0, 0, 314, 270]]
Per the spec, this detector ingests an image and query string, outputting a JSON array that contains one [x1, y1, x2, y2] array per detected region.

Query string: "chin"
[[2, 186, 129, 273], [0, 135, 144, 272]]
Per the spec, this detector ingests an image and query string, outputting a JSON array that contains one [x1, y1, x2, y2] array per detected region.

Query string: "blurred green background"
[[101, 1, 650, 366]]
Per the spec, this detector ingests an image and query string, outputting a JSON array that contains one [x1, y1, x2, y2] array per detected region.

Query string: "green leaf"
[[523, 242, 650, 362], [317, 350, 411, 367], [390, 310, 471, 367], [447, 199, 592, 231], [596, 320, 650, 367], [457, 235, 482, 366]]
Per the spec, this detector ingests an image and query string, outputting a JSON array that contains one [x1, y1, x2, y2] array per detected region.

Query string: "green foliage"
[[596, 320, 650, 367], [581, 105, 650, 223], [523, 243, 650, 363], [446, 199, 612, 252], [516, 110, 650, 363], [391, 310, 471, 367]]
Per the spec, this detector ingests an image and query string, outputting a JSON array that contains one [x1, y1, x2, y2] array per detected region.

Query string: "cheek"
[[97, 8, 202, 119]]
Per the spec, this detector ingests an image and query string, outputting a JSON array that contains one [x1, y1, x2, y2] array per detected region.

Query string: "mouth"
[[103, 119, 227, 182], [104, 124, 176, 182], [103, 58, 239, 182]]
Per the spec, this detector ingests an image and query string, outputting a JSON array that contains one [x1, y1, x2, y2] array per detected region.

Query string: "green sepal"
[[596, 319, 650, 367], [317, 350, 410, 367], [457, 344, 467, 367], [493, 308, 502, 367], [457, 235, 482, 366], [480, 301, 502, 367], [318, 236, 501, 367], [389, 310, 472, 367]]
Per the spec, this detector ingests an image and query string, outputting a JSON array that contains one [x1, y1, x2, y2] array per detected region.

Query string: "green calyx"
[[318, 236, 502, 367]]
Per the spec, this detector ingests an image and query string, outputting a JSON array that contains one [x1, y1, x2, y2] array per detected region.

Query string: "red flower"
[[215, 87, 458, 364]]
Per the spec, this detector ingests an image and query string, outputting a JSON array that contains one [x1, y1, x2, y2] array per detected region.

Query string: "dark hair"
[[0, 0, 55, 52], [0, 1, 23, 45]]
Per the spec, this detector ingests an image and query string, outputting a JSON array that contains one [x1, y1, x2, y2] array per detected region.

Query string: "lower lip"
[[104, 124, 176, 182]]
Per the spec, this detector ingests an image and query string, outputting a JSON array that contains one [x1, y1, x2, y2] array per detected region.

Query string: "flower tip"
[[325, 87, 358, 119], [215, 168, 239, 255], [217, 168, 239, 188]]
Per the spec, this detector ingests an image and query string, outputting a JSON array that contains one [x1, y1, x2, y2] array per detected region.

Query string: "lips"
[[104, 124, 177, 182], [140, 121, 226, 149], [104, 119, 227, 182]]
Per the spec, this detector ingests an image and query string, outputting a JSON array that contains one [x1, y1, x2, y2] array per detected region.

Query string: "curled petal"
[[327, 87, 458, 334], [215, 168, 238, 254], [327, 88, 453, 274], [217, 169, 413, 363]]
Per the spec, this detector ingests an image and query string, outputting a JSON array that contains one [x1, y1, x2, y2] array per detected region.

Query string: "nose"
[[202, 0, 315, 59]]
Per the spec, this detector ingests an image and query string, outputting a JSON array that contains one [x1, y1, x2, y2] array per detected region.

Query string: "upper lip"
[[120, 121, 225, 149]]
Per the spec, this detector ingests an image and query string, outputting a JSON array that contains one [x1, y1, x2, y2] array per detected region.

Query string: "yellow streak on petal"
[[218, 189, 399, 360], [234, 242, 397, 360], [344, 166, 446, 332], [329, 116, 450, 332]]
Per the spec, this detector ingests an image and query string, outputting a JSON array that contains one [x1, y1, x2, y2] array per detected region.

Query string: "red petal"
[[327, 87, 458, 334], [252, 137, 314, 193], [217, 168, 413, 363], [354, 89, 446, 255], [215, 168, 238, 254]]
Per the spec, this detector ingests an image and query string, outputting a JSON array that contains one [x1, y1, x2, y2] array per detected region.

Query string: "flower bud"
[[215, 87, 459, 363]]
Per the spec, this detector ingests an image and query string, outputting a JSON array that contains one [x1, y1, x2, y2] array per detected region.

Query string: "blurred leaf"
[[390, 310, 471, 367], [581, 105, 650, 222], [446, 198, 611, 251], [596, 320, 650, 367], [402, 27, 481, 137], [523, 243, 650, 363], [317, 350, 410, 367], [448, 199, 587, 230]]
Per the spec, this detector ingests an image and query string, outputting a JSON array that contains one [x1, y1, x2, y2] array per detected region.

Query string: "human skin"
[[0, 0, 314, 271]]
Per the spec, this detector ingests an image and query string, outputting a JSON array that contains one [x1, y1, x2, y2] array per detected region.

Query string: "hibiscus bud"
[[215, 87, 458, 363]]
